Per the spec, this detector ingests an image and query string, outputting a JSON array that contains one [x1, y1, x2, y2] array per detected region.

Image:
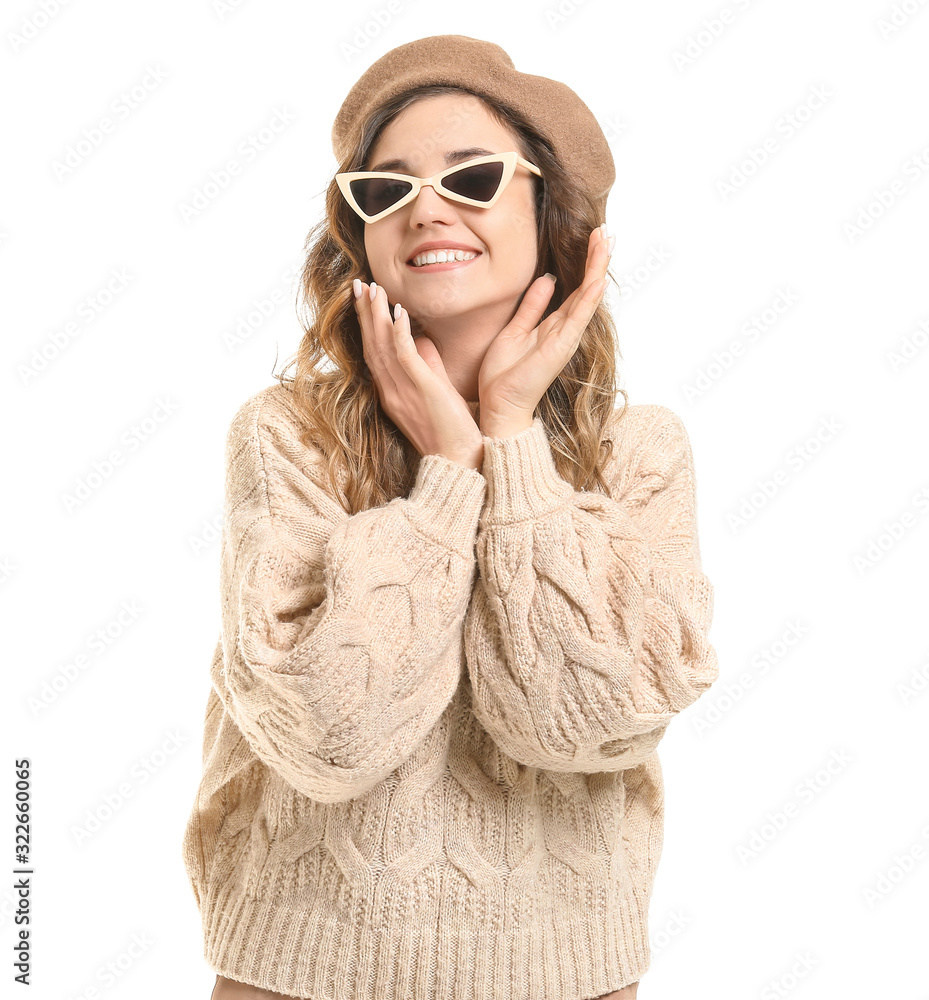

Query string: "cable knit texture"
[[181, 382, 718, 1000]]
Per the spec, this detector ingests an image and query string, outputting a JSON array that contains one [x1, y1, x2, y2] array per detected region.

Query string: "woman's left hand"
[[477, 224, 613, 434]]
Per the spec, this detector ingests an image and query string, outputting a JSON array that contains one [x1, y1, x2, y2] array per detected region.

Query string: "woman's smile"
[[404, 252, 482, 273]]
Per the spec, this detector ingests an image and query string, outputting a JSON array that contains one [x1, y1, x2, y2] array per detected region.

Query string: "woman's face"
[[361, 93, 540, 333]]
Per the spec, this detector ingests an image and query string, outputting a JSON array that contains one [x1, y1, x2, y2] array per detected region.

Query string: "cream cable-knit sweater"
[[181, 381, 718, 1000]]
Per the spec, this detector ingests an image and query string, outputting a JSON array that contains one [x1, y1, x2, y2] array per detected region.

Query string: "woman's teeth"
[[411, 249, 479, 267]]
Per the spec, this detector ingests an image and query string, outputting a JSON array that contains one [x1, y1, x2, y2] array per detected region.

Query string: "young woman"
[[185, 35, 719, 1000]]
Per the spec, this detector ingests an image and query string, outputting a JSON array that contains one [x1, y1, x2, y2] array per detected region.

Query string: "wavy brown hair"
[[275, 84, 627, 515]]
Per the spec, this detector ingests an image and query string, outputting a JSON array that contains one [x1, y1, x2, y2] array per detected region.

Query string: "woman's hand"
[[477, 225, 613, 435], [353, 279, 484, 469]]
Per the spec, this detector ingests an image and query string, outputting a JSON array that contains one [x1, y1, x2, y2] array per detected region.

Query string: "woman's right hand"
[[353, 278, 484, 470]]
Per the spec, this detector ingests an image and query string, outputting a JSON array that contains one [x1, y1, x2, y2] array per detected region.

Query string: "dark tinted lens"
[[350, 177, 413, 216], [443, 161, 505, 202]]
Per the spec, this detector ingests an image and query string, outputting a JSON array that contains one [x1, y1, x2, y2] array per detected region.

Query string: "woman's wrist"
[[438, 444, 484, 471], [479, 414, 535, 439]]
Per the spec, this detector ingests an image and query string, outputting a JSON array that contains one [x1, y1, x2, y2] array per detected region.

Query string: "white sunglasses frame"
[[335, 151, 543, 224]]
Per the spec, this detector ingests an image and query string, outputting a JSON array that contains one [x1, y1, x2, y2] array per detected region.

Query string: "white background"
[[3, 0, 928, 997]]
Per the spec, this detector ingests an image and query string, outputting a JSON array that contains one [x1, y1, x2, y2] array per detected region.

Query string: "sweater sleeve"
[[463, 405, 718, 773], [211, 388, 487, 803]]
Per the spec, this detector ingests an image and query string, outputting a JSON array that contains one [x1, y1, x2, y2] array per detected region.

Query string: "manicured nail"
[[600, 223, 609, 239], [394, 302, 402, 321], [606, 234, 615, 256], [369, 281, 377, 302], [352, 278, 362, 299], [543, 272, 557, 283]]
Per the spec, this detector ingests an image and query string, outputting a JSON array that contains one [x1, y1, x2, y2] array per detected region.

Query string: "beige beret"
[[331, 34, 614, 220]]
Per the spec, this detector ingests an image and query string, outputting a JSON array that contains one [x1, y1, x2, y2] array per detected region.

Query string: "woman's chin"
[[404, 295, 477, 323]]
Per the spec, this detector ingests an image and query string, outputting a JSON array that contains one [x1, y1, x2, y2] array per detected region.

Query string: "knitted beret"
[[331, 34, 614, 220]]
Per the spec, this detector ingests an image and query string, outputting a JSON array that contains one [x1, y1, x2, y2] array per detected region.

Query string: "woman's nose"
[[407, 182, 459, 225]]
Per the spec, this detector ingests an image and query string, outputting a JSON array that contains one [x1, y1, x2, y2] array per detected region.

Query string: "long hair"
[[275, 84, 627, 515]]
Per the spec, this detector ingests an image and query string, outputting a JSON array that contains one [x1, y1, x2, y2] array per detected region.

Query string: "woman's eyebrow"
[[368, 147, 494, 173]]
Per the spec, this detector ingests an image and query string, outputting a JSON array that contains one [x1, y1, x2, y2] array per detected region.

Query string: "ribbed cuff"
[[403, 453, 487, 557], [480, 417, 574, 527]]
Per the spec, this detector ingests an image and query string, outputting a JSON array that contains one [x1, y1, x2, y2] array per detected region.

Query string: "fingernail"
[[394, 302, 402, 321], [369, 281, 377, 302], [606, 234, 615, 256], [352, 278, 362, 299], [600, 223, 609, 239], [543, 272, 557, 283]]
